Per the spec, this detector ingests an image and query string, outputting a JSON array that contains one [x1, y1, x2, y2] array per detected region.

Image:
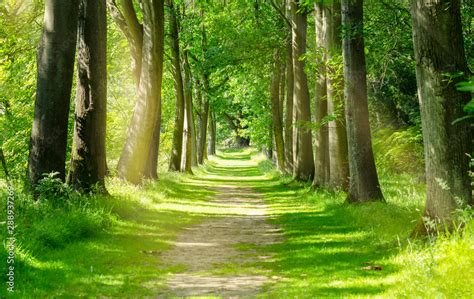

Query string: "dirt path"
[[162, 163, 283, 297]]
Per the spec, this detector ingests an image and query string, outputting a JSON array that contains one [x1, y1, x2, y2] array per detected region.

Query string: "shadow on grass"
[[8, 148, 407, 297], [218, 155, 402, 297]]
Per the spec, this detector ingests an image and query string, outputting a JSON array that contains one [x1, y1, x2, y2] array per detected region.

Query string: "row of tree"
[[267, 0, 471, 232], [25, 0, 472, 233], [28, 0, 220, 193]]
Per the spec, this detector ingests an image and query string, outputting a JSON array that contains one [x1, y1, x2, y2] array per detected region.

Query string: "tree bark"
[[313, 2, 330, 188], [291, 0, 314, 181], [271, 50, 286, 172], [68, 0, 107, 193], [117, 0, 165, 184], [342, 0, 384, 202], [28, 0, 79, 188], [168, 1, 185, 172], [325, 1, 349, 190], [410, 0, 472, 233], [198, 76, 209, 164], [182, 50, 195, 172], [208, 109, 217, 155], [284, 0, 294, 175]]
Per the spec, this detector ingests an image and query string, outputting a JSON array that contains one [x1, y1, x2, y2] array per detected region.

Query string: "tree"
[[313, 2, 330, 187], [168, 0, 185, 172], [197, 18, 210, 164], [110, 0, 165, 184], [342, 0, 384, 202], [284, 0, 294, 174], [271, 50, 285, 171], [197, 76, 210, 163], [410, 0, 472, 233], [291, 0, 314, 181], [208, 108, 217, 155], [325, 0, 349, 190], [28, 0, 79, 188], [68, 0, 107, 193], [182, 50, 197, 171]]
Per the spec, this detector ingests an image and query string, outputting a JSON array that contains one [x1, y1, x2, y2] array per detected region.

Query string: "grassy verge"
[[251, 156, 473, 298], [0, 168, 217, 297]]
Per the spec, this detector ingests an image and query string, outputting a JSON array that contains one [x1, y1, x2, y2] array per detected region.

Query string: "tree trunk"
[[266, 124, 274, 160], [271, 50, 286, 172], [198, 77, 209, 164], [182, 50, 195, 173], [291, 0, 314, 181], [143, 102, 161, 180], [284, 32, 294, 174], [410, 0, 472, 233], [168, 1, 185, 172], [68, 0, 107, 193], [208, 109, 217, 155], [28, 0, 79, 188], [342, 0, 384, 202], [325, 1, 349, 190], [284, 0, 294, 174], [117, 0, 164, 184], [313, 2, 330, 188]]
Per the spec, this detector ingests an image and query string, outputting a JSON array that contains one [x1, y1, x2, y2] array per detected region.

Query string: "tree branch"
[[266, 0, 291, 27]]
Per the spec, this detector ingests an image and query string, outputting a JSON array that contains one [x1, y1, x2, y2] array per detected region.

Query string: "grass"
[[0, 169, 220, 297], [1, 147, 473, 297]]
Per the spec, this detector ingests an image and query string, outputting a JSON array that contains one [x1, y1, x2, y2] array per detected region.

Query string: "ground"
[[4, 148, 473, 298]]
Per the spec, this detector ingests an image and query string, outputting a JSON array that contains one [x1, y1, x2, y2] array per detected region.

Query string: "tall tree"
[[342, 0, 384, 202], [313, 2, 330, 187], [68, 0, 107, 193], [325, 1, 349, 190], [197, 76, 210, 164], [182, 50, 197, 171], [111, 0, 165, 184], [291, 0, 314, 181], [284, 0, 294, 174], [168, 0, 185, 172], [271, 50, 285, 172], [28, 0, 79, 188], [208, 108, 217, 155], [197, 16, 210, 164], [410, 0, 472, 232]]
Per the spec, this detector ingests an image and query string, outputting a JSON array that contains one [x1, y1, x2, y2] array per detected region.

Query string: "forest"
[[0, 0, 473, 297]]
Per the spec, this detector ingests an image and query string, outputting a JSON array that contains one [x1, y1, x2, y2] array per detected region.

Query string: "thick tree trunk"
[[284, 0, 294, 175], [182, 51, 195, 173], [325, 1, 349, 190], [271, 50, 286, 172], [28, 0, 79, 188], [117, 0, 164, 184], [143, 102, 161, 180], [291, 0, 314, 181], [342, 0, 384, 202], [168, 2, 185, 172], [410, 0, 472, 233], [68, 0, 107, 193], [313, 2, 330, 188], [208, 109, 217, 155]]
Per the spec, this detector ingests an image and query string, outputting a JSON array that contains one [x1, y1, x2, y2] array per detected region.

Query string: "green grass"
[[1, 148, 472, 297]]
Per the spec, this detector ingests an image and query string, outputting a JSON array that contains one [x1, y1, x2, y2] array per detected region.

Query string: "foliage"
[[372, 126, 424, 176], [0, 2, 41, 180]]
